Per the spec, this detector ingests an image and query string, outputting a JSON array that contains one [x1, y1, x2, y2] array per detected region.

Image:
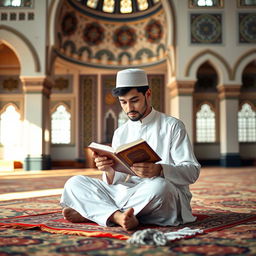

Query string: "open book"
[[88, 139, 161, 176]]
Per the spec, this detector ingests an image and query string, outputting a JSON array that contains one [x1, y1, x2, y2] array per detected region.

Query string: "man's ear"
[[146, 88, 152, 98]]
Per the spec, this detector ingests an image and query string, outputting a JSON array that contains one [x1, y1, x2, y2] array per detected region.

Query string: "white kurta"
[[60, 108, 200, 226]]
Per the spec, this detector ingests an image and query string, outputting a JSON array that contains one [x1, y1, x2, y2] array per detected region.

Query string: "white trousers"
[[60, 175, 180, 227]]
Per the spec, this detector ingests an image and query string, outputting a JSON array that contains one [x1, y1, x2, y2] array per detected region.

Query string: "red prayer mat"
[[0, 211, 255, 240]]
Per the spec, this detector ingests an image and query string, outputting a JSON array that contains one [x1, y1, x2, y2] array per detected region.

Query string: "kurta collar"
[[128, 107, 157, 126]]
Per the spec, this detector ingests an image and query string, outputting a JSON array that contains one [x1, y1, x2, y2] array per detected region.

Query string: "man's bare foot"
[[62, 207, 88, 223], [109, 208, 139, 231]]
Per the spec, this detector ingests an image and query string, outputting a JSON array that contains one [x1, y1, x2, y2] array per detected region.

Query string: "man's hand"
[[131, 162, 162, 178], [92, 152, 114, 172]]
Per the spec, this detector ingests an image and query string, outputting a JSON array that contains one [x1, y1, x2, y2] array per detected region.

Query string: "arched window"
[[196, 103, 216, 142], [51, 105, 71, 144], [238, 103, 256, 142], [0, 0, 33, 7], [0, 104, 22, 159]]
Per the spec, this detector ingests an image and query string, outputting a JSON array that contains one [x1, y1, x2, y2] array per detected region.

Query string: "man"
[[61, 68, 200, 231]]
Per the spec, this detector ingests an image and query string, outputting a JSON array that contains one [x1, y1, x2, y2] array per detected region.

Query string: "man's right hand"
[[92, 152, 114, 172]]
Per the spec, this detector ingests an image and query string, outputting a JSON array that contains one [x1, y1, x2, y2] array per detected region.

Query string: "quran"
[[88, 139, 161, 176]]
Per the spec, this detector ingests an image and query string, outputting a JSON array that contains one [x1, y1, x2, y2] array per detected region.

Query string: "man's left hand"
[[131, 162, 162, 178]]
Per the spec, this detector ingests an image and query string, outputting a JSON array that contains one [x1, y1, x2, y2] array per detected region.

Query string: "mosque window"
[[0, 0, 33, 7], [51, 105, 71, 144], [137, 0, 148, 11], [196, 103, 216, 142], [239, 0, 256, 6], [120, 0, 132, 13], [75, 0, 160, 14], [86, 0, 99, 9], [189, 0, 223, 7], [0, 105, 22, 159], [103, 0, 115, 13], [238, 103, 256, 142]]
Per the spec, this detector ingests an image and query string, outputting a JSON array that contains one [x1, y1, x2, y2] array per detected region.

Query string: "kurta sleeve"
[[162, 121, 200, 186]]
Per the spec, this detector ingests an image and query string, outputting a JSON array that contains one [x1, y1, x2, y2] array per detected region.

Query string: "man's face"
[[118, 88, 151, 121]]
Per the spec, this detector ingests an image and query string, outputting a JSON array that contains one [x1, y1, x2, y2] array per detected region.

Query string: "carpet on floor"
[[1, 210, 255, 242]]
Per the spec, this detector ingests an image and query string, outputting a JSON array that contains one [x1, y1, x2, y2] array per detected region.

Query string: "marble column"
[[169, 80, 195, 144], [217, 84, 241, 167], [21, 76, 52, 170]]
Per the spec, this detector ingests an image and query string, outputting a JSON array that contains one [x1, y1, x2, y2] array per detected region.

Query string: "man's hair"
[[112, 86, 149, 97]]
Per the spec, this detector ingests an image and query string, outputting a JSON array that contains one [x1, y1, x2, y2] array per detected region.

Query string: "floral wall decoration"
[[113, 26, 137, 49], [239, 13, 256, 44], [145, 19, 163, 43], [61, 12, 78, 36], [191, 13, 222, 44], [83, 22, 105, 46]]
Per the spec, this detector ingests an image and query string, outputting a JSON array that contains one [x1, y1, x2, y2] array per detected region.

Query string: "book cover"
[[88, 139, 161, 176]]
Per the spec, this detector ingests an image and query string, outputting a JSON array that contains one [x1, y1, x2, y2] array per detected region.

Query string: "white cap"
[[116, 68, 148, 88]]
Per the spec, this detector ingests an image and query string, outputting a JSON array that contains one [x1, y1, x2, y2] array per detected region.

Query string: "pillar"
[[21, 76, 52, 170], [218, 84, 241, 167], [169, 80, 195, 143]]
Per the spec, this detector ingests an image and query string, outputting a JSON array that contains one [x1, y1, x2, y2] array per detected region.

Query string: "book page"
[[88, 142, 115, 153], [115, 138, 145, 153]]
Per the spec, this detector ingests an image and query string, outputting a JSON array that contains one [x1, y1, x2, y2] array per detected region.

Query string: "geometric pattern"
[[61, 12, 78, 36], [79, 75, 98, 159], [83, 22, 105, 46], [0, 75, 22, 94], [145, 19, 163, 43], [239, 13, 256, 43], [113, 26, 137, 49], [57, 2, 167, 67], [191, 14, 222, 44]]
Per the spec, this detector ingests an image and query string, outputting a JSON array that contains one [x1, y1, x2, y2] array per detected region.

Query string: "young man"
[[61, 68, 200, 231]]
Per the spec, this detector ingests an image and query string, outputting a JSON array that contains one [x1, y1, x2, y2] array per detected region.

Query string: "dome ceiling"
[[55, 0, 167, 68]]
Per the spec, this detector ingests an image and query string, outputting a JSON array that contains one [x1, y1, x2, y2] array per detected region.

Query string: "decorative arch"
[[95, 49, 115, 61], [233, 49, 256, 82], [239, 100, 256, 112], [118, 52, 132, 62], [0, 25, 40, 75], [185, 49, 232, 84], [135, 48, 154, 60], [0, 102, 20, 114], [195, 100, 216, 113], [63, 40, 77, 54], [104, 109, 117, 143], [77, 46, 93, 59], [51, 102, 71, 114], [156, 43, 166, 57]]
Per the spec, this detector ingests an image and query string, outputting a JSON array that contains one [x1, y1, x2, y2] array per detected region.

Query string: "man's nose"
[[127, 102, 135, 111]]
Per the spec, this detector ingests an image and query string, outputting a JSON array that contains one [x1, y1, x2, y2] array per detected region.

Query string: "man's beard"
[[127, 99, 148, 121]]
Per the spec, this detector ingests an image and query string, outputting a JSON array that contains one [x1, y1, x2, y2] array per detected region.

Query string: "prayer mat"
[[0, 211, 255, 241]]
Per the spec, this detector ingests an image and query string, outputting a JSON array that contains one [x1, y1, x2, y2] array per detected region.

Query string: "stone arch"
[[0, 25, 40, 75], [185, 49, 232, 85], [233, 49, 256, 82]]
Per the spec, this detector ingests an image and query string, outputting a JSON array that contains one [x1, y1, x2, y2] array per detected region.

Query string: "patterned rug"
[[0, 167, 255, 255], [0, 211, 255, 241]]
